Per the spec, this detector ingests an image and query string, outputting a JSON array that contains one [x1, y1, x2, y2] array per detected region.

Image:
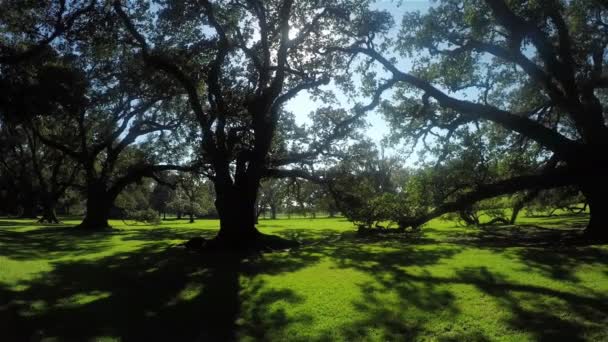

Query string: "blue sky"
[[284, 1, 432, 146]]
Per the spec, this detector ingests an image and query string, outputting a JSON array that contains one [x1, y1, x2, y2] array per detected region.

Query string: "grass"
[[0, 214, 606, 341]]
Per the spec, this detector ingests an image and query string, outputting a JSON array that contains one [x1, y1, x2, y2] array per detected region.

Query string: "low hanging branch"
[[399, 167, 578, 229]]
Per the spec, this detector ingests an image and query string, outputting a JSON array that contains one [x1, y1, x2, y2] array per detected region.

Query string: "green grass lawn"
[[0, 214, 606, 341]]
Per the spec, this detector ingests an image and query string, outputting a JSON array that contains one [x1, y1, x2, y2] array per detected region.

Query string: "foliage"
[[330, 0, 608, 237], [126, 208, 161, 225]]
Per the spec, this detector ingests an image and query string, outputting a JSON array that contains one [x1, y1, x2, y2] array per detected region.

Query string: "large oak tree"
[[114, 0, 375, 247], [338, 0, 608, 239]]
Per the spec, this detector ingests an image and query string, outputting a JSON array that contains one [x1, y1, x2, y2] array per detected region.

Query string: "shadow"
[[0, 225, 117, 260], [435, 212, 594, 248], [0, 221, 61, 227], [454, 267, 607, 342], [119, 227, 218, 243], [0, 243, 319, 341], [264, 223, 607, 341], [1, 216, 606, 341], [237, 278, 312, 341], [514, 245, 608, 282], [440, 224, 584, 248]]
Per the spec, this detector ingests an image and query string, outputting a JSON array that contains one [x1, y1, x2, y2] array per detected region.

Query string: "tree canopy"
[[1, 0, 606, 246]]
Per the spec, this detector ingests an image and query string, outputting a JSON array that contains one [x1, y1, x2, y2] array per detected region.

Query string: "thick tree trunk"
[[189, 212, 194, 223], [582, 185, 608, 241], [214, 189, 261, 245], [39, 200, 59, 224], [78, 186, 112, 229]]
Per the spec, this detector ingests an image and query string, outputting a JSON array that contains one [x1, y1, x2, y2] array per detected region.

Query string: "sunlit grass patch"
[[0, 214, 606, 341]]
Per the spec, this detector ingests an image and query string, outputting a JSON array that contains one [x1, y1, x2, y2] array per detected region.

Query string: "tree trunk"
[[510, 190, 540, 224], [19, 196, 37, 219], [78, 186, 112, 229], [189, 212, 194, 223], [270, 204, 277, 220], [582, 184, 608, 241], [459, 208, 479, 226], [39, 199, 59, 224], [510, 204, 522, 225], [214, 188, 261, 245]]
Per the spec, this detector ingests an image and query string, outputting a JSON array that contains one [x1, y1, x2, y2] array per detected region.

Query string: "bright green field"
[[1, 214, 606, 341]]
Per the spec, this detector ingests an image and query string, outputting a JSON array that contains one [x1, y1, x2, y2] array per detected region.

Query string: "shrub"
[[127, 208, 161, 225]]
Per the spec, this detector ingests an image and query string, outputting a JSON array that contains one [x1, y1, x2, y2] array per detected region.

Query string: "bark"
[[510, 203, 524, 225], [39, 200, 59, 224], [510, 190, 540, 224], [78, 185, 112, 229], [214, 185, 261, 245], [189, 212, 195, 223], [459, 208, 479, 226], [270, 205, 277, 219], [581, 180, 608, 240]]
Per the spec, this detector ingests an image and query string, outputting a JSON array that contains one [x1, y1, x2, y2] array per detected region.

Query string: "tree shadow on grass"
[[514, 246, 608, 283], [427, 214, 608, 284], [1, 217, 606, 341], [453, 267, 607, 341], [313, 241, 607, 341], [0, 242, 321, 341], [0, 225, 462, 341], [439, 224, 587, 248], [265, 222, 607, 341], [0, 223, 218, 261], [119, 227, 218, 243], [0, 225, 117, 260], [0, 220, 61, 227]]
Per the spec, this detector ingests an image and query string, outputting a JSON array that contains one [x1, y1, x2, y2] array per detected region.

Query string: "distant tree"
[[175, 173, 214, 223], [257, 179, 289, 220], [0, 125, 38, 218], [150, 181, 174, 220], [26, 129, 79, 223]]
